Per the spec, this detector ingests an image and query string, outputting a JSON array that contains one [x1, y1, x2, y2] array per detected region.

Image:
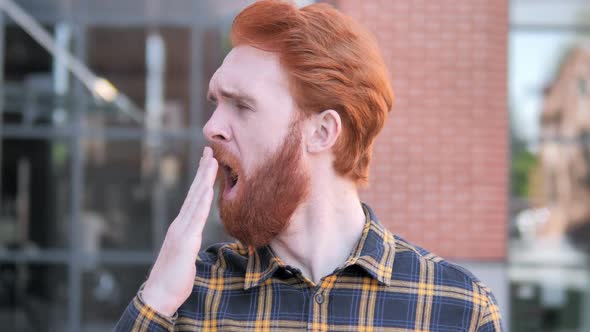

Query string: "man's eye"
[[236, 103, 251, 111]]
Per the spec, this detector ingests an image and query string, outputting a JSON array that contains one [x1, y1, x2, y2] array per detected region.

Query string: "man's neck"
[[269, 175, 366, 285]]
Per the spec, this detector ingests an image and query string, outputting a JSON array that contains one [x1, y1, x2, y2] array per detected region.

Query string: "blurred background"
[[0, 0, 588, 331]]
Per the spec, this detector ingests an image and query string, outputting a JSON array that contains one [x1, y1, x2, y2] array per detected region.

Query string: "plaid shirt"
[[114, 204, 503, 331]]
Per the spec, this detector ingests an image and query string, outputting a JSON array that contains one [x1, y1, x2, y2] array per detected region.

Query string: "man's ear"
[[306, 109, 342, 153]]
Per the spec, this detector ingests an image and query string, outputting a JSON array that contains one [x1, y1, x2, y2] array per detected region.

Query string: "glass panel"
[[80, 264, 149, 332], [0, 263, 68, 332], [509, 2, 590, 329], [85, 26, 192, 128], [82, 137, 230, 251], [0, 138, 70, 249], [83, 139, 151, 250], [3, 22, 81, 128]]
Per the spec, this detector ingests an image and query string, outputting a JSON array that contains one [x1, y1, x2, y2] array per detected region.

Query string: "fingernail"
[[204, 146, 212, 157]]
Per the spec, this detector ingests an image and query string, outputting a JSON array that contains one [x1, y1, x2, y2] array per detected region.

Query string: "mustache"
[[210, 143, 236, 167], [210, 143, 243, 179]]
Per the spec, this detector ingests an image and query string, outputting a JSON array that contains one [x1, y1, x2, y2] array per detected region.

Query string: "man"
[[115, 1, 503, 331]]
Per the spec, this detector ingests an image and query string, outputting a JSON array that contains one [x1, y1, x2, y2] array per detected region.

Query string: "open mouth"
[[221, 164, 239, 198]]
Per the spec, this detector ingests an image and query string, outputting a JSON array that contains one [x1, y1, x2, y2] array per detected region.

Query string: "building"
[[540, 45, 590, 242]]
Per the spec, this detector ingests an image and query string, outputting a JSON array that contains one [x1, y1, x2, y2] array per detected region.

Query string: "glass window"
[[509, 1, 590, 330], [0, 263, 68, 332], [0, 1, 252, 330], [1, 137, 70, 249]]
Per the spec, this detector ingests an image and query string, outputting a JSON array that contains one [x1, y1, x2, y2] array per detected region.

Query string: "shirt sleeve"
[[476, 291, 504, 332], [112, 291, 177, 332]]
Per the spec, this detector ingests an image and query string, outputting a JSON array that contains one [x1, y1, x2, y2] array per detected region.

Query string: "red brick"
[[331, 0, 508, 261]]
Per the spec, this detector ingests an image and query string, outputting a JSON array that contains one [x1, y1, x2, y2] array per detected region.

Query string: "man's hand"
[[141, 147, 218, 316]]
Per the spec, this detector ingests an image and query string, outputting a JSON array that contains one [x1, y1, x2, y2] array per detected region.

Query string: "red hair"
[[231, 0, 394, 185]]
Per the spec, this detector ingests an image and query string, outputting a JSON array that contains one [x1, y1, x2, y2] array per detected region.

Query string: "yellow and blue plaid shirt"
[[114, 204, 503, 331]]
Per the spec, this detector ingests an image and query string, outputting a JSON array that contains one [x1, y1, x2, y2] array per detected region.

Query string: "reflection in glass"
[[81, 264, 148, 331], [0, 263, 68, 332], [82, 138, 229, 252], [509, 18, 590, 331], [86, 26, 191, 128], [0, 138, 70, 249], [1, 1, 252, 331]]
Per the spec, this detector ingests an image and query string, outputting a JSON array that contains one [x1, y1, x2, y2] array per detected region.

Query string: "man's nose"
[[203, 111, 231, 143]]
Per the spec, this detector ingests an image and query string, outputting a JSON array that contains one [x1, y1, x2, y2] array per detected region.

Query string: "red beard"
[[211, 121, 310, 248]]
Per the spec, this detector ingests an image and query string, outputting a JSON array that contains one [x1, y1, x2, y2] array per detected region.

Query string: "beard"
[[211, 120, 310, 248]]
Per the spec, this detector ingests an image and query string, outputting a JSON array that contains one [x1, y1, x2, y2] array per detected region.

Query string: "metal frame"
[[1, 125, 204, 141], [0, 12, 4, 214], [511, 24, 590, 33], [0, 249, 156, 265]]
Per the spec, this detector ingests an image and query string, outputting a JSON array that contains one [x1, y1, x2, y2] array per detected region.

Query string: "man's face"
[[204, 45, 310, 247], [205, 46, 298, 185]]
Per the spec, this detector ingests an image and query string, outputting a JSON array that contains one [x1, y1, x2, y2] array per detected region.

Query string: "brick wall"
[[329, 0, 508, 260]]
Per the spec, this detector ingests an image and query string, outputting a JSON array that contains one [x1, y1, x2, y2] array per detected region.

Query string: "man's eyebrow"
[[207, 88, 256, 105]]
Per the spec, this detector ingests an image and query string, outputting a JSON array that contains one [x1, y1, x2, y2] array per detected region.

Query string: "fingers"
[[188, 147, 212, 198], [199, 147, 218, 196], [188, 147, 217, 208], [189, 150, 218, 213], [183, 149, 218, 235], [177, 150, 205, 221], [178, 147, 218, 222], [186, 186, 214, 235]]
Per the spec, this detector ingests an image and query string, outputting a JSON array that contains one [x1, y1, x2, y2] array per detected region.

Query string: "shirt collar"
[[243, 203, 396, 290], [243, 244, 285, 290], [342, 203, 396, 286]]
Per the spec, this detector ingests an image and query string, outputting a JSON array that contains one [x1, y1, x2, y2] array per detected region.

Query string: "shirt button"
[[315, 293, 324, 304]]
